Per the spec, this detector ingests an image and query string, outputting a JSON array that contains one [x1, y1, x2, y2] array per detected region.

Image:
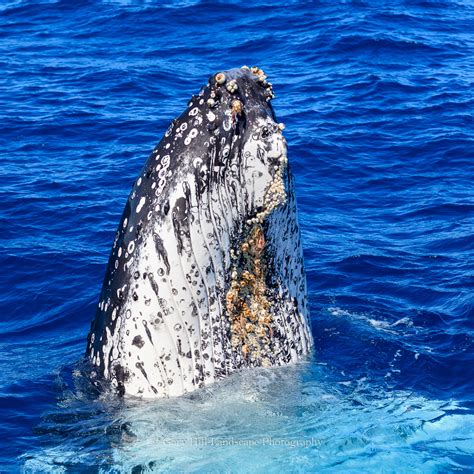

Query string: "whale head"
[[160, 66, 289, 237], [86, 66, 312, 398], [195, 67, 287, 222]]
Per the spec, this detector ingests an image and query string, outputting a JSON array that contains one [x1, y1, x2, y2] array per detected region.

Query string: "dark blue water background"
[[1, 0, 473, 471]]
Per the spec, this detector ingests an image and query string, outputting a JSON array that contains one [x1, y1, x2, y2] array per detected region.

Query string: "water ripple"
[[1, 0, 473, 471]]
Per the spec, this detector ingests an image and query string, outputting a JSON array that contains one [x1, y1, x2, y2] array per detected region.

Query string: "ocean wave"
[[1, 0, 473, 470]]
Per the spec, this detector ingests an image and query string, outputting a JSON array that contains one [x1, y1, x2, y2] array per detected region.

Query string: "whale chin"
[[86, 66, 313, 398]]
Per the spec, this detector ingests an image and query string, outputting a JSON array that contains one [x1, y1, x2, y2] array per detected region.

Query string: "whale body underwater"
[[86, 66, 313, 398]]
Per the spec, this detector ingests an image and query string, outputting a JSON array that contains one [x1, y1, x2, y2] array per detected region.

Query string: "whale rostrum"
[[86, 66, 313, 398]]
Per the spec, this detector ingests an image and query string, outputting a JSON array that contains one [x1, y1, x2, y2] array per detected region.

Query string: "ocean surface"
[[1, 0, 473, 472]]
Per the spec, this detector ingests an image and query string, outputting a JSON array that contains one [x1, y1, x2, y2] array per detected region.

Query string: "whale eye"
[[261, 126, 270, 139]]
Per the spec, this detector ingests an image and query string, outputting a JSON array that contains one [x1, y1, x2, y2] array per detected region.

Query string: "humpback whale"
[[86, 66, 313, 398]]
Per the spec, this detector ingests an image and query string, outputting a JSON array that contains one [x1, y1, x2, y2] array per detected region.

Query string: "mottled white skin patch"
[[86, 68, 313, 398]]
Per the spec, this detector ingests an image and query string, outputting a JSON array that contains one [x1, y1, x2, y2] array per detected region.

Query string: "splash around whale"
[[86, 66, 313, 398]]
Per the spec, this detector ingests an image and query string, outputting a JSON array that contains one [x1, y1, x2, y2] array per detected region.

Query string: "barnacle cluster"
[[249, 66, 275, 100], [247, 151, 288, 226], [208, 66, 275, 116], [226, 225, 274, 366], [226, 79, 238, 93]]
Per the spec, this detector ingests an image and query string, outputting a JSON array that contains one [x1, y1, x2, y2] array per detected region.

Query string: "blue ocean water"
[[1, 0, 473, 471]]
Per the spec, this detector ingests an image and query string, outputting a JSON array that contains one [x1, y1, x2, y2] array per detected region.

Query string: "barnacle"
[[215, 72, 226, 85], [231, 99, 243, 118]]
